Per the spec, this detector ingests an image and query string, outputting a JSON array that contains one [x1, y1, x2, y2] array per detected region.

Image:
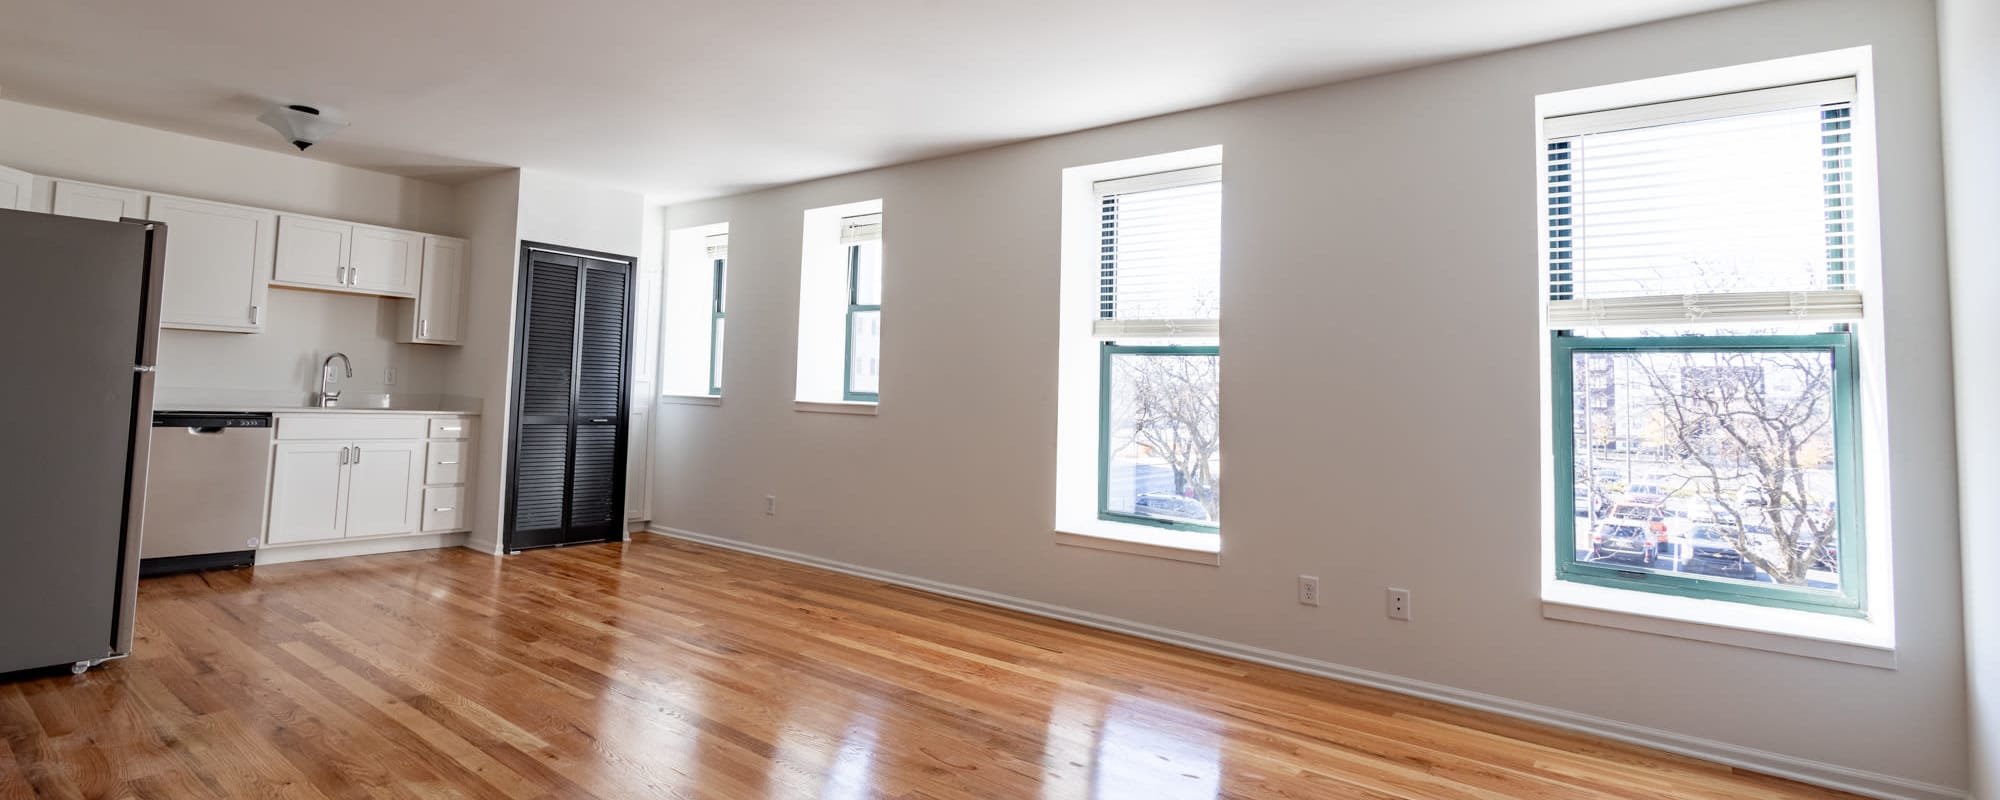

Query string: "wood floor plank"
[[0, 534, 1865, 799]]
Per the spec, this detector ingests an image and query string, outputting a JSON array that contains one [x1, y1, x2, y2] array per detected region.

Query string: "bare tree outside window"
[[1573, 347, 1840, 590], [1106, 350, 1220, 526]]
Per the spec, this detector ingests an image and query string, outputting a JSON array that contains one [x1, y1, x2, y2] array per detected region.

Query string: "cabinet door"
[[0, 166, 32, 211], [146, 195, 275, 333], [411, 237, 465, 343], [268, 442, 350, 544], [52, 181, 144, 221], [273, 215, 351, 289], [349, 226, 421, 297], [344, 440, 423, 538]]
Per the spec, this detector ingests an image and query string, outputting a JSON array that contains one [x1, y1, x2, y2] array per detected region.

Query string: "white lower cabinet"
[[420, 418, 473, 532], [267, 434, 424, 545], [422, 487, 465, 533], [268, 442, 350, 544], [343, 441, 424, 537]]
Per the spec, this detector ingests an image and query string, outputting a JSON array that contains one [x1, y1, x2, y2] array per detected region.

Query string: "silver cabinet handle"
[[436, 460, 459, 465], [250, 305, 261, 324], [340, 446, 350, 465], [438, 426, 461, 433], [420, 319, 429, 338], [336, 265, 346, 284], [352, 445, 361, 464], [349, 266, 358, 285], [433, 507, 455, 512]]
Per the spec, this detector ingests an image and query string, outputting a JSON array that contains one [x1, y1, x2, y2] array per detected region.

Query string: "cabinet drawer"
[[276, 414, 428, 441], [427, 417, 473, 439], [425, 441, 466, 485], [422, 487, 465, 532]]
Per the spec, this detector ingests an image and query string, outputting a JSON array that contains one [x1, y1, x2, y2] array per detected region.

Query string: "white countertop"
[[158, 404, 481, 416], [154, 389, 482, 416]]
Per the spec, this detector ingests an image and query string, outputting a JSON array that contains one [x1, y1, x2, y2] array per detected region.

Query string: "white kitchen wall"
[[0, 100, 460, 397], [1939, 0, 1999, 795], [444, 169, 522, 554], [450, 168, 644, 553], [650, 0, 1967, 793]]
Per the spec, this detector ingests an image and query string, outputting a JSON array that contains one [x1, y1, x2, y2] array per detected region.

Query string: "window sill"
[[794, 400, 878, 416], [1541, 581, 1894, 668], [660, 394, 722, 406], [1054, 519, 1220, 565]]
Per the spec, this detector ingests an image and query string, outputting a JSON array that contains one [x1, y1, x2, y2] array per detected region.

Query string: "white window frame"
[[660, 221, 729, 403], [795, 199, 882, 412], [1534, 47, 1897, 666], [1055, 146, 1224, 563]]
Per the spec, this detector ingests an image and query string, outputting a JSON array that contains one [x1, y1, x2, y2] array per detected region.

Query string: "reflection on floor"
[[0, 533, 1858, 798]]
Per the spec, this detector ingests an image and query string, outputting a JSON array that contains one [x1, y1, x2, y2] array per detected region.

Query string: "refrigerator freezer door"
[[0, 209, 153, 673]]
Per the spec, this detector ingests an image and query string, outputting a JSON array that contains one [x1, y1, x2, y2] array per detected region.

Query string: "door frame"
[[504, 241, 638, 553]]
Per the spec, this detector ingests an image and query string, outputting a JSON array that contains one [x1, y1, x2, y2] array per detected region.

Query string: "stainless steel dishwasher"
[[139, 412, 273, 576]]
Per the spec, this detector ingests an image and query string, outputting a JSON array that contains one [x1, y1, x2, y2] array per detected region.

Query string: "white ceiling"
[[0, 0, 1761, 204]]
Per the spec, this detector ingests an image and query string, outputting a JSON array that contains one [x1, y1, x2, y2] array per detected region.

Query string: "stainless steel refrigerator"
[[0, 207, 162, 675]]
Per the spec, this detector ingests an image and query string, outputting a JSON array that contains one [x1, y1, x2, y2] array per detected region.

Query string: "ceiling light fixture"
[[257, 104, 347, 151]]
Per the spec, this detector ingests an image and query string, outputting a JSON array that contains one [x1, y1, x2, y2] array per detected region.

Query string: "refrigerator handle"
[[125, 219, 166, 367]]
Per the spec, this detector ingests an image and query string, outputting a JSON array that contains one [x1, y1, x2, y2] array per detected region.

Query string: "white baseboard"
[[646, 525, 1967, 800], [256, 532, 469, 566]]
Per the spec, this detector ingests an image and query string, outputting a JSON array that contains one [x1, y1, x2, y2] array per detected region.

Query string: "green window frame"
[[708, 256, 726, 396], [843, 244, 880, 402], [1099, 342, 1220, 533], [1551, 332, 1864, 615]]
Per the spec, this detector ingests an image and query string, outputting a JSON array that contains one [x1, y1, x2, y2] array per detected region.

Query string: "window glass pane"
[[713, 258, 727, 313], [1571, 346, 1841, 592], [848, 310, 880, 396], [851, 241, 883, 306], [710, 316, 725, 394], [1105, 350, 1220, 528], [1556, 103, 1853, 300], [1102, 181, 1221, 320]]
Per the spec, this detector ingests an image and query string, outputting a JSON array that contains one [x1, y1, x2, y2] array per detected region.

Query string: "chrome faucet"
[[317, 353, 353, 407]]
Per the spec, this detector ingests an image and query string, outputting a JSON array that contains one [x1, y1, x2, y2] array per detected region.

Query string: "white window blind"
[[840, 213, 882, 246], [706, 233, 729, 259], [1546, 79, 1860, 327], [1094, 165, 1222, 339]]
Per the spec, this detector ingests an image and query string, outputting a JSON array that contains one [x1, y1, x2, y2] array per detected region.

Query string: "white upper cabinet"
[[0, 165, 33, 211], [52, 181, 144, 221], [399, 236, 467, 346], [349, 226, 421, 297], [145, 194, 275, 333], [273, 215, 350, 288], [274, 214, 420, 298]]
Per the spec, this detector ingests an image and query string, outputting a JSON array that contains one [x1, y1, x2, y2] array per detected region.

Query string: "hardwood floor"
[[0, 533, 1857, 799]]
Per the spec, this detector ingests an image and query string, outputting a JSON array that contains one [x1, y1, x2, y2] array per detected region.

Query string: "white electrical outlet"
[[385, 367, 397, 386], [1297, 575, 1320, 607], [1387, 587, 1411, 621], [764, 495, 778, 515]]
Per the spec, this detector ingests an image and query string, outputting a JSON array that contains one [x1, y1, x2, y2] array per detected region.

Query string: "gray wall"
[[652, 0, 1966, 791], [1939, 0, 1999, 794]]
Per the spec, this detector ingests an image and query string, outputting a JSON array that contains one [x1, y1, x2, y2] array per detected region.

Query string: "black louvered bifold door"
[[505, 246, 634, 551], [565, 263, 629, 543]]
